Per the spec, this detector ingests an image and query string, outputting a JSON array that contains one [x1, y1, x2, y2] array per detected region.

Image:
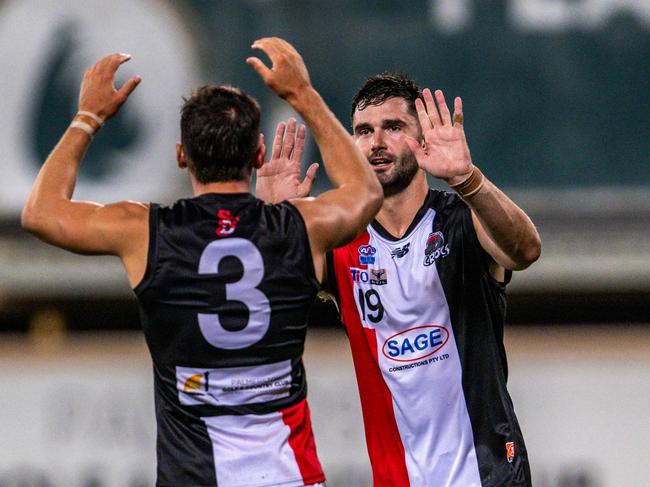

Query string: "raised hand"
[[405, 88, 473, 186], [246, 37, 311, 103], [256, 118, 319, 203], [78, 53, 141, 121]]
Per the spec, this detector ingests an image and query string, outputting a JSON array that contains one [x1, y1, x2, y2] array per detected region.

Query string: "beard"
[[373, 149, 419, 197]]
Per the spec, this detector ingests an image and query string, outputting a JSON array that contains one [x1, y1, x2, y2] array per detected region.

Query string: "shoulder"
[[88, 200, 150, 233], [97, 201, 150, 238], [427, 189, 465, 212], [103, 200, 150, 218], [98, 200, 150, 240]]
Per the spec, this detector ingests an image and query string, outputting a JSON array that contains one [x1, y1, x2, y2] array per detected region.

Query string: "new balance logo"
[[391, 243, 410, 259]]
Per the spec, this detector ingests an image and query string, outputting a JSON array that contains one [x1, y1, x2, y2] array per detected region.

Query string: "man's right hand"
[[247, 36, 383, 283], [246, 37, 312, 104], [78, 53, 141, 121]]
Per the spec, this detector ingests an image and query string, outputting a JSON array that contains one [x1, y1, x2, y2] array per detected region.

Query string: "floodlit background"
[[0, 1, 648, 486]]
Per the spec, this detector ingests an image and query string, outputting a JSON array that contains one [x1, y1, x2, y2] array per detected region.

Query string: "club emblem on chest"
[[423, 231, 450, 266]]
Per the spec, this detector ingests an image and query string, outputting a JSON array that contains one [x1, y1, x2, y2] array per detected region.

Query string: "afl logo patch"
[[358, 244, 376, 265], [382, 325, 449, 362]]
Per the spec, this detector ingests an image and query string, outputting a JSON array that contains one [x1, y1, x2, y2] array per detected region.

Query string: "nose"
[[371, 129, 386, 151]]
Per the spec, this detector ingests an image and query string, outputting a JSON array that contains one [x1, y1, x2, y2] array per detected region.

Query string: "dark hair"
[[351, 73, 422, 123], [180, 85, 261, 183]]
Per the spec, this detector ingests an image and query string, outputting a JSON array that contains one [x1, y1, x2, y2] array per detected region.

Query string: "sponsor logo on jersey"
[[216, 209, 240, 237], [382, 325, 449, 362], [350, 267, 388, 285], [176, 361, 292, 406], [391, 242, 410, 259], [183, 372, 209, 394], [358, 244, 377, 265], [423, 231, 450, 266], [369, 268, 387, 285], [506, 442, 515, 463]]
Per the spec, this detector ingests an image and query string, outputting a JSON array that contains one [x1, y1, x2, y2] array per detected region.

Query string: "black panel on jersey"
[[133, 192, 320, 486], [427, 189, 532, 486], [135, 193, 318, 368]]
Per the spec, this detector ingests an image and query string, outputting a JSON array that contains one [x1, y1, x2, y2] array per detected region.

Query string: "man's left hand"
[[405, 88, 474, 186]]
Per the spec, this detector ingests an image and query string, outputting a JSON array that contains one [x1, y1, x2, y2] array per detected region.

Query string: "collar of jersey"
[[195, 192, 256, 200], [369, 189, 436, 242]]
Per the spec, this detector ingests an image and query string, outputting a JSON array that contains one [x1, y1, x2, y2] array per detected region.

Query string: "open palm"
[[406, 89, 473, 186], [255, 118, 318, 204]]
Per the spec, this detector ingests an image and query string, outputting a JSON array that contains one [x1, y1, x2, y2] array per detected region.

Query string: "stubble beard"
[[376, 149, 419, 198]]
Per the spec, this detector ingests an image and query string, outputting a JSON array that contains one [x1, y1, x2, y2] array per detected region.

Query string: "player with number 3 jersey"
[[22, 38, 382, 486]]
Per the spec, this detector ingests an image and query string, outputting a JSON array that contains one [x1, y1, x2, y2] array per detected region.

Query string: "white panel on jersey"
[[202, 412, 305, 487], [357, 209, 482, 486], [176, 360, 292, 406]]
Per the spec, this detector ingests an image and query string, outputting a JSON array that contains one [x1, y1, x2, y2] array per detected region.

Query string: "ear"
[[176, 143, 188, 169], [252, 134, 266, 170]]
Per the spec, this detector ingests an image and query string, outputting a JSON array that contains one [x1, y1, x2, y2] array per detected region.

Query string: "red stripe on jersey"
[[281, 399, 326, 485], [332, 232, 410, 487]]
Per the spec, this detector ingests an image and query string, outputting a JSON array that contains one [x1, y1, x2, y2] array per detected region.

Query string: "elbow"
[[21, 203, 51, 238], [512, 234, 542, 270], [365, 178, 384, 216], [21, 204, 40, 234], [368, 183, 384, 215]]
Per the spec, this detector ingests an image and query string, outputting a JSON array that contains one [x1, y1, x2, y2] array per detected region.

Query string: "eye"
[[387, 124, 402, 132], [357, 127, 371, 136]]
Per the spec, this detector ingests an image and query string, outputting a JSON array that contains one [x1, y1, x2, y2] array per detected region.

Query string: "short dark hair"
[[180, 85, 261, 183], [351, 73, 422, 123]]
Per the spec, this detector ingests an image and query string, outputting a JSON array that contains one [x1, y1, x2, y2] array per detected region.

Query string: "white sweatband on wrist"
[[70, 111, 104, 138], [70, 120, 96, 137], [77, 111, 104, 126]]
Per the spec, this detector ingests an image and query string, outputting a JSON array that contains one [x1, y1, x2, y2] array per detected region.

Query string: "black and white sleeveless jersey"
[[134, 193, 325, 487], [328, 189, 531, 487]]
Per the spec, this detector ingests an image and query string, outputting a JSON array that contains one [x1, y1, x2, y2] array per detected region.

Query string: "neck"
[[375, 170, 429, 238], [192, 178, 251, 196]]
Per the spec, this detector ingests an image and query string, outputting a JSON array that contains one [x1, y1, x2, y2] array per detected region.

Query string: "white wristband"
[[70, 120, 96, 137], [77, 111, 104, 126]]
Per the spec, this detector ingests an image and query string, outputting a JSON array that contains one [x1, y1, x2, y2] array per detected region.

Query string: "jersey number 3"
[[197, 238, 270, 349]]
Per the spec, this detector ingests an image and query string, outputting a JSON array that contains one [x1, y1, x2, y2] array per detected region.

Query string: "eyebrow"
[[382, 119, 407, 128], [353, 118, 408, 134]]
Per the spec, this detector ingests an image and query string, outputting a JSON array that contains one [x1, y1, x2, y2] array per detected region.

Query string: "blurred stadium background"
[[0, 0, 648, 486]]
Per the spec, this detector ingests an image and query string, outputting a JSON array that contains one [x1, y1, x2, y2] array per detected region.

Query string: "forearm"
[[290, 88, 382, 236], [461, 177, 541, 269], [289, 88, 380, 197]]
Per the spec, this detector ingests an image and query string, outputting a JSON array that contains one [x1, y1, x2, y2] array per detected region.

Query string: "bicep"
[[290, 195, 368, 284], [32, 200, 149, 256], [291, 195, 362, 253]]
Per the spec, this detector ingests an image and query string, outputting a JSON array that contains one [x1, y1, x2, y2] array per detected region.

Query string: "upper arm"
[[471, 210, 516, 276], [23, 199, 149, 257], [291, 194, 365, 249], [289, 192, 372, 283], [22, 199, 151, 287]]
